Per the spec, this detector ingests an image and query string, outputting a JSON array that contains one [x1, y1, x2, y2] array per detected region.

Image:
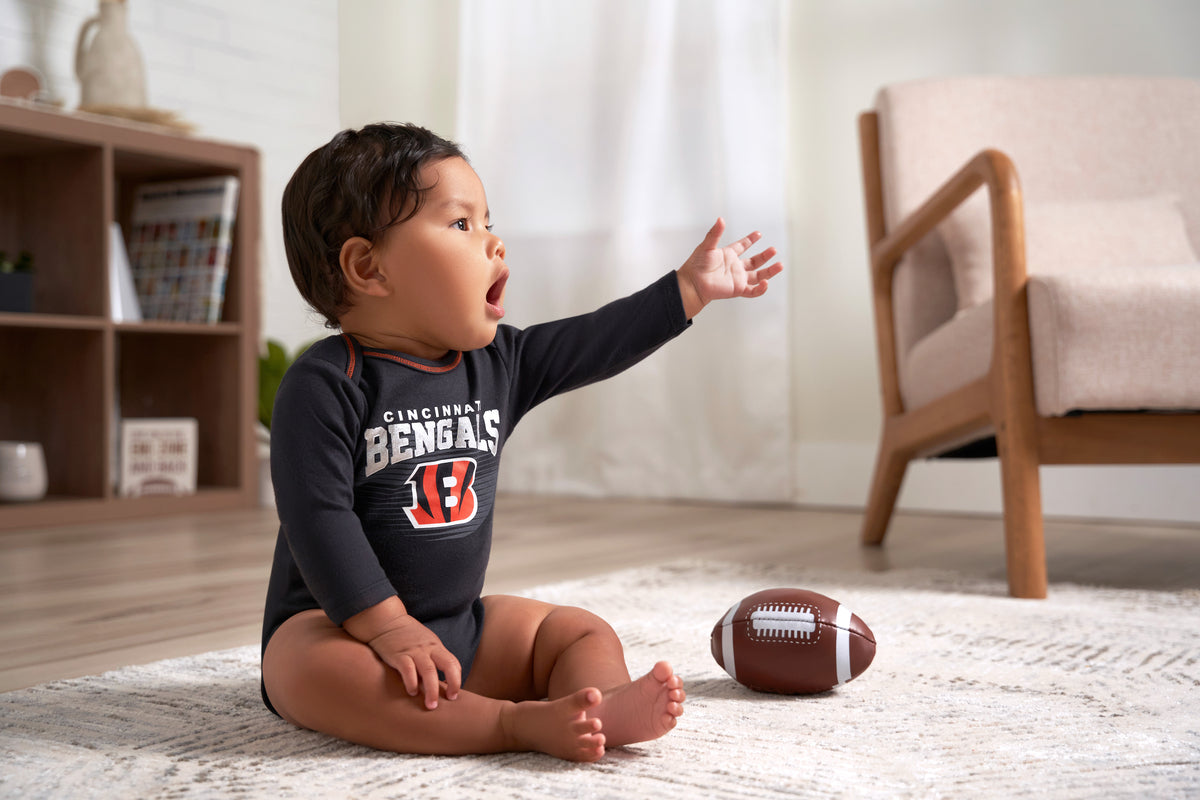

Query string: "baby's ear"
[[339, 236, 389, 297]]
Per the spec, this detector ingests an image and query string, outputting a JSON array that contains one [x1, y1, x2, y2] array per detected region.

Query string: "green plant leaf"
[[258, 338, 318, 429]]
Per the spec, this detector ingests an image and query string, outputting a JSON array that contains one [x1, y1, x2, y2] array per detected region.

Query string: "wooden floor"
[[2, 494, 1199, 692]]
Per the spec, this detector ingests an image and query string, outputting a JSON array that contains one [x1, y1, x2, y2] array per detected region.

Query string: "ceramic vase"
[[0, 442, 48, 502], [75, 0, 147, 109]]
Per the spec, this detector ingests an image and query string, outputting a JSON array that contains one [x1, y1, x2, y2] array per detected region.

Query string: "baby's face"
[[369, 157, 508, 358]]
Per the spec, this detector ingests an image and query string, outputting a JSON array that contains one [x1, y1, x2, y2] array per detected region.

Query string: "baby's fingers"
[[745, 246, 777, 271], [393, 655, 421, 698], [748, 261, 784, 285], [419, 661, 442, 710], [726, 229, 762, 257], [389, 654, 449, 709], [699, 217, 726, 251], [438, 652, 463, 701]]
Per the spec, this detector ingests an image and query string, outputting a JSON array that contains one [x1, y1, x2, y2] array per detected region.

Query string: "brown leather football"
[[711, 587, 876, 694]]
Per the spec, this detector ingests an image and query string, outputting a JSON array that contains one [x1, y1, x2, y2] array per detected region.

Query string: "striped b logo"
[[404, 458, 478, 528]]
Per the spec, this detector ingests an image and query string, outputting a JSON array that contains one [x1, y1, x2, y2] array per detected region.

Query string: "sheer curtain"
[[456, 0, 790, 502]]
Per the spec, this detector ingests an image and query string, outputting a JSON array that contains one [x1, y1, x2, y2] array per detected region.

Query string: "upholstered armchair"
[[857, 77, 1200, 598]]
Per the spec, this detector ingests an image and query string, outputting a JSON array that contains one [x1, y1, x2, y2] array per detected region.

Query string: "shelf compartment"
[[113, 148, 248, 327], [113, 146, 241, 183], [0, 327, 110, 499], [116, 330, 244, 491], [0, 101, 259, 531], [0, 143, 106, 317]]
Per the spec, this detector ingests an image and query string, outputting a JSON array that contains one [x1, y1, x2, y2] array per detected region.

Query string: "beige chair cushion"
[[901, 299, 992, 412], [940, 195, 1197, 313], [876, 77, 1200, 360], [902, 263, 1200, 417], [1028, 264, 1200, 415]]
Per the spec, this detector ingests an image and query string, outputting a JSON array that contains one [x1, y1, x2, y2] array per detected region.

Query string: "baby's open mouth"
[[486, 270, 508, 313]]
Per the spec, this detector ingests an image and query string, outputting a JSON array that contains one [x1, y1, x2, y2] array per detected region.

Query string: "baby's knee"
[[541, 605, 618, 645]]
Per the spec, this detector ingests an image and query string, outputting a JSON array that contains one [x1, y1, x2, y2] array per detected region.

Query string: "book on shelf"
[[118, 418, 198, 498], [127, 176, 239, 323], [108, 222, 142, 322]]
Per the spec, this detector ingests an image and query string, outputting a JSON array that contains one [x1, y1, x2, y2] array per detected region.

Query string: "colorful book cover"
[[127, 176, 239, 323]]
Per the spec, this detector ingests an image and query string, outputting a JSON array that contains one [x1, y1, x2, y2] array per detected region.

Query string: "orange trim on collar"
[[340, 333, 357, 378], [364, 349, 463, 374]]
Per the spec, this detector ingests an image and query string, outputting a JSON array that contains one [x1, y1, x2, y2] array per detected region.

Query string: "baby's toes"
[[567, 687, 602, 714], [570, 714, 602, 736], [650, 661, 674, 683], [578, 731, 606, 762]]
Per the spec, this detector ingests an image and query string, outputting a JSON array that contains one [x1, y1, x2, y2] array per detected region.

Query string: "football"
[[710, 587, 876, 694]]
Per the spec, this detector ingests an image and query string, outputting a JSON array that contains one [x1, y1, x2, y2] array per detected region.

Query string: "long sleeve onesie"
[[260, 271, 690, 714]]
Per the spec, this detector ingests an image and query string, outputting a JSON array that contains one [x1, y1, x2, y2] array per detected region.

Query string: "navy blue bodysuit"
[[261, 272, 689, 714]]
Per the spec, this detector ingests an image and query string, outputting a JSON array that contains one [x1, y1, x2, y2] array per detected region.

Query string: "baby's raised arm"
[[675, 217, 783, 319]]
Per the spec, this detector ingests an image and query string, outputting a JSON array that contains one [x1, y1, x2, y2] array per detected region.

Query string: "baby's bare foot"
[[503, 687, 606, 762], [591, 661, 685, 747]]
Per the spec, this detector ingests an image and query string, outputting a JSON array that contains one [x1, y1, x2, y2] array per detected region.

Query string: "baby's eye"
[[453, 219, 468, 231]]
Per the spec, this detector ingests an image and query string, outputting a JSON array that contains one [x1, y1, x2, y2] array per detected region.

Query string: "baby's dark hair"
[[281, 123, 467, 327]]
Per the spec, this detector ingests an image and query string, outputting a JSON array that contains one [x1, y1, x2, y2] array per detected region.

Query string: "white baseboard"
[[793, 442, 1200, 524]]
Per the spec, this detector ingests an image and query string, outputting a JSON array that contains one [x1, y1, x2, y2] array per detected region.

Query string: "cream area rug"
[[2, 561, 1198, 799]]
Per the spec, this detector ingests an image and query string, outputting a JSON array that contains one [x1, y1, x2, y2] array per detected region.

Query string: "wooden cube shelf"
[[0, 100, 260, 529]]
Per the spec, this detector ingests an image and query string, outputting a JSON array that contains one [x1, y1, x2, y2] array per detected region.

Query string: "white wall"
[[0, 0, 340, 349], [338, 0, 457, 135]]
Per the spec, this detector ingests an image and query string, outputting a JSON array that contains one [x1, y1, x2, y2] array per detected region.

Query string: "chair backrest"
[[874, 76, 1200, 358]]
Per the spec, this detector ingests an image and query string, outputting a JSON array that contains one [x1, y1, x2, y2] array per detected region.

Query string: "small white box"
[[119, 418, 198, 497]]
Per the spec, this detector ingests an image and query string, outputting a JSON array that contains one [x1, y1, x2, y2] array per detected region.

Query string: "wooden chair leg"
[[996, 423, 1048, 599], [861, 429, 908, 546]]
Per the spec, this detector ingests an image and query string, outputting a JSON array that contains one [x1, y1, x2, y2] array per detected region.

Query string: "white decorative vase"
[[0, 442, 48, 502], [75, 0, 147, 109]]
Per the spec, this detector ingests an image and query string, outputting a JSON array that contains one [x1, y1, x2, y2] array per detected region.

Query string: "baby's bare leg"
[[470, 597, 686, 749], [263, 610, 605, 761]]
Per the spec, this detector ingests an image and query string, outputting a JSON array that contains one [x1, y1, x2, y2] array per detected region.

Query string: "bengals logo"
[[404, 458, 478, 528]]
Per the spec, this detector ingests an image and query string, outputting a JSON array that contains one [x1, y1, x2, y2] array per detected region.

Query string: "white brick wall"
[[0, 0, 340, 348]]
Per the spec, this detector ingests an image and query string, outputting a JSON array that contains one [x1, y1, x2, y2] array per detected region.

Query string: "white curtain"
[[456, 0, 790, 502]]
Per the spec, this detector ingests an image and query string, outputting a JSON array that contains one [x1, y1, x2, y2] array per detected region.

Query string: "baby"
[[261, 123, 781, 761]]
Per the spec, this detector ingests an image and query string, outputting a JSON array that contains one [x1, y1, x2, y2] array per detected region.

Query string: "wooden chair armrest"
[[859, 124, 1029, 421], [870, 148, 1025, 290]]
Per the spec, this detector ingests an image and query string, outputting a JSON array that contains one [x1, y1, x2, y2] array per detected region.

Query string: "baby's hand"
[[365, 615, 462, 710], [676, 217, 783, 318]]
